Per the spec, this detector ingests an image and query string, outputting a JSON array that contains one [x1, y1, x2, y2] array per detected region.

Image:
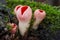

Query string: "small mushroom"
[[7, 23, 17, 34], [32, 9, 46, 29]]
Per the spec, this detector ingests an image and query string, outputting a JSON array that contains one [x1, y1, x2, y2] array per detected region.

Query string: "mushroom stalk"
[[19, 21, 30, 36]]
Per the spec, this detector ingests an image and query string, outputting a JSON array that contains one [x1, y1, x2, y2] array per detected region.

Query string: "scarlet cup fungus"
[[14, 5, 32, 36], [32, 9, 46, 29], [7, 23, 17, 34]]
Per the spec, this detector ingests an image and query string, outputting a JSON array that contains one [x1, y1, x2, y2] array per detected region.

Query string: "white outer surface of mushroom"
[[32, 9, 46, 29]]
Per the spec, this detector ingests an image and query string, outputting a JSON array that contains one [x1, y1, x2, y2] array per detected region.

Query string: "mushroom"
[[7, 23, 17, 34], [32, 9, 46, 29], [14, 5, 32, 36]]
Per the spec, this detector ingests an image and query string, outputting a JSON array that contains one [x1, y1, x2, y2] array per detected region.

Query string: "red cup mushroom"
[[32, 9, 46, 29], [14, 5, 32, 36]]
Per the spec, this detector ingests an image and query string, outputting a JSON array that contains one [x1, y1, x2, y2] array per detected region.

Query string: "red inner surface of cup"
[[21, 6, 28, 15]]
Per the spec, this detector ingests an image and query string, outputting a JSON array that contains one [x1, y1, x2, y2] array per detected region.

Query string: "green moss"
[[6, 0, 60, 32], [6, 24, 12, 31]]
